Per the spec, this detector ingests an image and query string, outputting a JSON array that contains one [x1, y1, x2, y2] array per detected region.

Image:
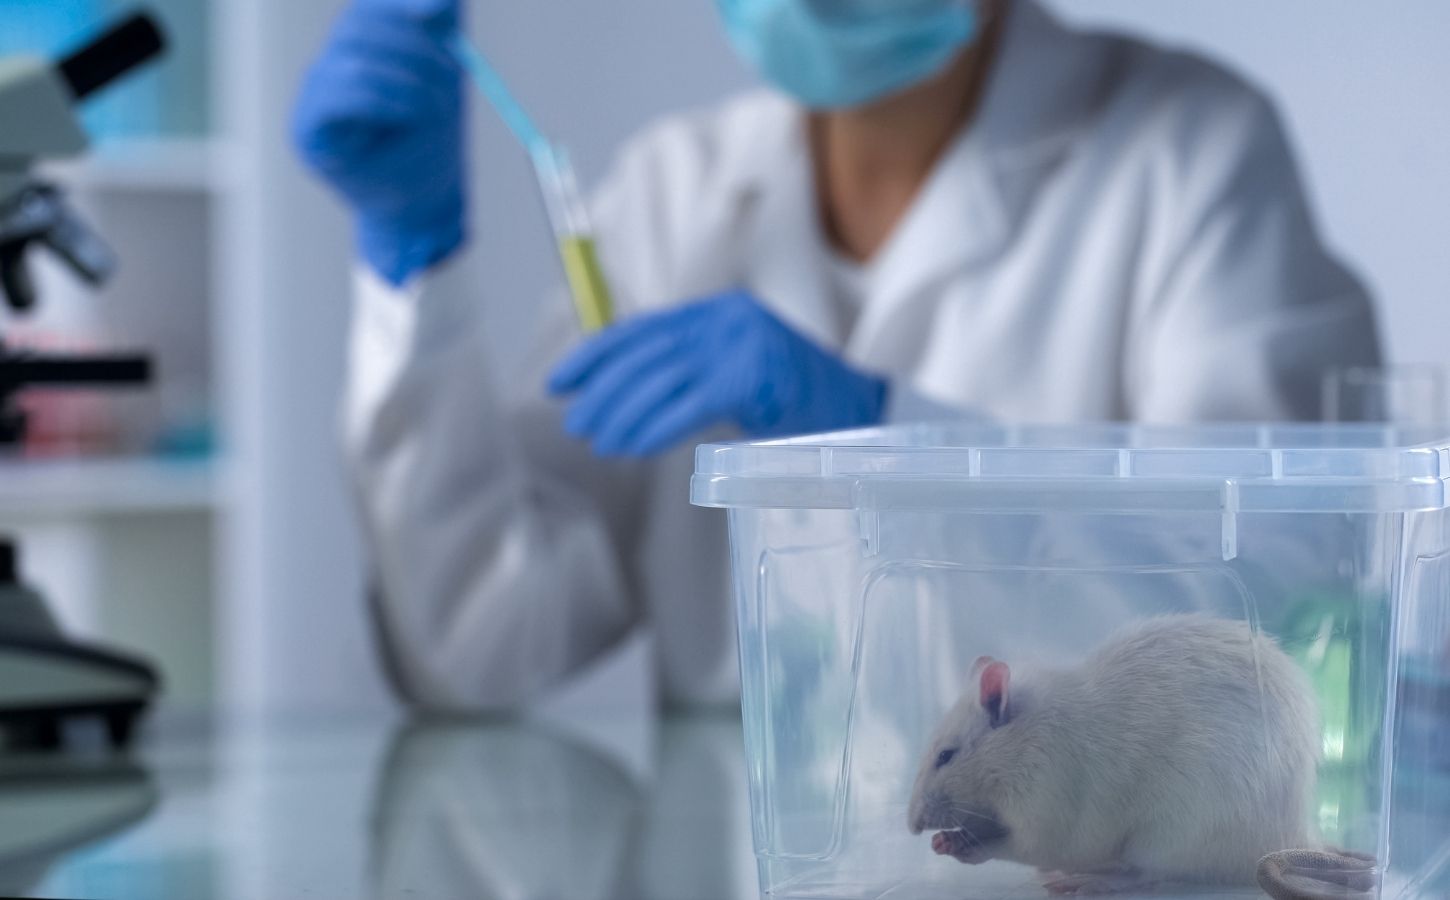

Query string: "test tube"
[[447, 33, 615, 333], [532, 144, 614, 333]]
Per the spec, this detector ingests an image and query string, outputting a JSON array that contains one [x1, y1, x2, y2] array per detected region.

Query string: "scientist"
[[292, 0, 1380, 709]]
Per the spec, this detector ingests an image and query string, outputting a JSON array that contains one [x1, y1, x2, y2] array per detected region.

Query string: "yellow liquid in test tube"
[[558, 236, 614, 333], [533, 145, 616, 334]]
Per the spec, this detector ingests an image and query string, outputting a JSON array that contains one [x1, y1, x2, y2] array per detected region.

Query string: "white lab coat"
[[344, 1, 1380, 711]]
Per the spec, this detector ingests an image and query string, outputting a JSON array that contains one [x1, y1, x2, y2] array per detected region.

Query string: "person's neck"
[[813, 9, 1002, 263]]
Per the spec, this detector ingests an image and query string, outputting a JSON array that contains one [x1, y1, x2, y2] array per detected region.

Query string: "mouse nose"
[[911, 791, 953, 834], [909, 792, 942, 834]]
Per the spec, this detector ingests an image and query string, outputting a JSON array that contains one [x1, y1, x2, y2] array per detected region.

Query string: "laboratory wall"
[[239, 0, 1450, 715], [216, 0, 381, 715]]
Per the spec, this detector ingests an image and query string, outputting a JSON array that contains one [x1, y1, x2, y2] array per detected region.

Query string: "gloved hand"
[[547, 291, 889, 457], [291, 0, 465, 286]]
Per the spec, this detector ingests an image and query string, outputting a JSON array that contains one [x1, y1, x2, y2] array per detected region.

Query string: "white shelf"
[[37, 137, 236, 194], [0, 457, 220, 518]]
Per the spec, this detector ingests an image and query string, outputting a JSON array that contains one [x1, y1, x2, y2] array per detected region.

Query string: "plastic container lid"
[[691, 423, 1450, 514]]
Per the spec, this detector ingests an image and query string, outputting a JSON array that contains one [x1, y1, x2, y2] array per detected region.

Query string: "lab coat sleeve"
[[1127, 90, 1381, 421], [344, 260, 649, 711]]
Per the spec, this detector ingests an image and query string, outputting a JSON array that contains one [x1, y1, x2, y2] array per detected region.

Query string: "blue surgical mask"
[[716, 0, 980, 110]]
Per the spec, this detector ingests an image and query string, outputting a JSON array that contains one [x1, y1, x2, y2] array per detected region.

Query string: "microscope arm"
[[0, 183, 117, 312]]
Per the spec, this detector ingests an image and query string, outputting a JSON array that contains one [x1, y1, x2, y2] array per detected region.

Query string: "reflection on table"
[[371, 714, 755, 900], [0, 753, 158, 896], [4, 699, 1449, 899], [6, 711, 756, 900]]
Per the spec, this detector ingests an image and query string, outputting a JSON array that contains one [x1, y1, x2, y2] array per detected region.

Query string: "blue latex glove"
[[291, 0, 465, 286], [547, 291, 889, 457]]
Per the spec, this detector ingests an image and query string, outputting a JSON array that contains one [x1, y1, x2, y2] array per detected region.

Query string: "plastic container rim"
[[691, 422, 1450, 513]]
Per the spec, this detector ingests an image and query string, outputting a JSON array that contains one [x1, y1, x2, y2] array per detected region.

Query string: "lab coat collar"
[[734, 110, 844, 346], [725, 1, 1109, 356]]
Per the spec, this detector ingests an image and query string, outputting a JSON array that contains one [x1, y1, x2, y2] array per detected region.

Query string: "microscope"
[[0, 12, 169, 750]]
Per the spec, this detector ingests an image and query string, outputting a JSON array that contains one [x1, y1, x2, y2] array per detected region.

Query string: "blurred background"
[[1, 0, 1447, 722]]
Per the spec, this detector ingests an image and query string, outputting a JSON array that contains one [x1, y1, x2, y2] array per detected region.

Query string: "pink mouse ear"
[[979, 661, 1011, 728]]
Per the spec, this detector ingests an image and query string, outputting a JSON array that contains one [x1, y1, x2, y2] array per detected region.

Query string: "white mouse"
[[907, 614, 1336, 895]]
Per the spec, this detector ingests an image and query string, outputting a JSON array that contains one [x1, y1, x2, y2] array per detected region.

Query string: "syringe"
[[447, 34, 615, 333]]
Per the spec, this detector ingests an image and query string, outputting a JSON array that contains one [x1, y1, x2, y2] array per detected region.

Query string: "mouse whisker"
[[948, 804, 998, 825], [947, 812, 985, 850]]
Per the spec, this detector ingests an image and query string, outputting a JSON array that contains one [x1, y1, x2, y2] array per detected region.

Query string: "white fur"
[[907, 614, 1320, 885]]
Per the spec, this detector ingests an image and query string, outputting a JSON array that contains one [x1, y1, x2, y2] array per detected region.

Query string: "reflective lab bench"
[[2, 710, 759, 900], [8, 708, 1450, 900]]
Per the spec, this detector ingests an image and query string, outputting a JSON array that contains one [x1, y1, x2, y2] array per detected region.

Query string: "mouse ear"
[[979, 661, 1011, 728]]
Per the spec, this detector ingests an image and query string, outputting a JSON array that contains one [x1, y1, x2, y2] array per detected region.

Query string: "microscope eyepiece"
[[57, 11, 166, 102]]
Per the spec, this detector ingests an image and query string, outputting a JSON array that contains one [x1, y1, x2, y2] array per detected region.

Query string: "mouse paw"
[[1041, 870, 1152, 896], [931, 829, 993, 864]]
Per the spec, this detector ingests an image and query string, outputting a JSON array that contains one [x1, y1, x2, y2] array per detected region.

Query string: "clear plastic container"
[[692, 423, 1450, 899]]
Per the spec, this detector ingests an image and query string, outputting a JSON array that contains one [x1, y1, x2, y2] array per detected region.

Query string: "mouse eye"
[[934, 748, 957, 769]]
